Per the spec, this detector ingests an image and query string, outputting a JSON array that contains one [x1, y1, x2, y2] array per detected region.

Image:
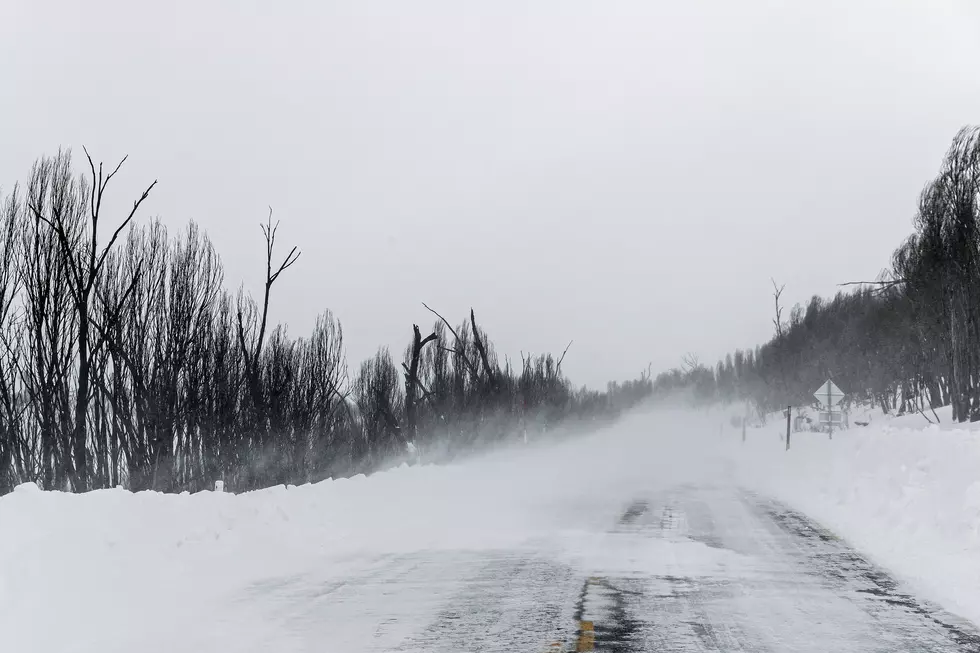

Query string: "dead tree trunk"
[[402, 324, 438, 441], [237, 210, 300, 414], [470, 309, 497, 391]]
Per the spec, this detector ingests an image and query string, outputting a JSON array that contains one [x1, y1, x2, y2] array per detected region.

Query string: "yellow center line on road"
[[576, 620, 595, 651], [542, 575, 604, 652]]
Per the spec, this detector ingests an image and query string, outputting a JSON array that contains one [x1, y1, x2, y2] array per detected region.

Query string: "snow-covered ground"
[[0, 411, 719, 653], [731, 403, 980, 628], [3, 405, 980, 651]]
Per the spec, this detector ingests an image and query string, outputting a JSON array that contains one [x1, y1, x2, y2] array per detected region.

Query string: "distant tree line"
[[651, 126, 980, 424], [0, 149, 653, 495]]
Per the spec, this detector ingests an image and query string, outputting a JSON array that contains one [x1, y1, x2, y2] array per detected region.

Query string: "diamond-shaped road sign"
[[814, 380, 845, 407]]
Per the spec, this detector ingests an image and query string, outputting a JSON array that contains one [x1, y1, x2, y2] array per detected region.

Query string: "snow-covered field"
[[3, 405, 980, 651]]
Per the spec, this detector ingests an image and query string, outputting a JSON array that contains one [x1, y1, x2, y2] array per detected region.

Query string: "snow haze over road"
[[4, 408, 980, 652]]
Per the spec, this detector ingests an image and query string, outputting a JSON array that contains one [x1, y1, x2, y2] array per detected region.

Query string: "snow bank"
[[729, 406, 980, 626]]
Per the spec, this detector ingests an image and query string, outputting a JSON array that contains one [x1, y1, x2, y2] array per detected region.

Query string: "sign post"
[[786, 405, 792, 451], [813, 380, 845, 440]]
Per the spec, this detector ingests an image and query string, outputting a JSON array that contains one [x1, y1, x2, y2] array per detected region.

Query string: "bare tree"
[[355, 348, 403, 466], [0, 186, 24, 492], [237, 210, 300, 414], [28, 149, 155, 490], [681, 352, 701, 372], [422, 302, 481, 381], [22, 155, 83, 489], [0, 149, 658, 497], [771, 278, 785, 338]]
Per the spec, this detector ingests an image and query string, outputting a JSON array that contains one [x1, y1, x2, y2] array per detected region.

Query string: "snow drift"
[[730, 404, 980, 627]]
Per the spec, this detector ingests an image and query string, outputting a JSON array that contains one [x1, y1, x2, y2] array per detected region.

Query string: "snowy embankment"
[[730, 404, 980, 627]]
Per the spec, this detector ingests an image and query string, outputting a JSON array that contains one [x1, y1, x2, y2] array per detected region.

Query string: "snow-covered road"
[[579, 486, 980, 652], [7, 410, 980, 652], [232, 484, 980, 652]]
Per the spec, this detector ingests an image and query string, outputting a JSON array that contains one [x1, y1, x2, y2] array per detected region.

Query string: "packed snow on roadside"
[[727, 403, 980, 627]]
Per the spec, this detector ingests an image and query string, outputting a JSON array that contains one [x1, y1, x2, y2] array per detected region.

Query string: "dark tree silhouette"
[[0, 149, 655, 496]]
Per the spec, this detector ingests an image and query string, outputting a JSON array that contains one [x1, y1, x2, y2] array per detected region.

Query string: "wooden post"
[[742, 418, 746, 443], [786, 405, 792, 451]]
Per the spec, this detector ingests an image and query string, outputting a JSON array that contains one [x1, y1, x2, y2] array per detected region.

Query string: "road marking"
[[576, 620, 595, 651]]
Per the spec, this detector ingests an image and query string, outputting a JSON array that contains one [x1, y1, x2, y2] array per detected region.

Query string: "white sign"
[[818, 410, 843, 424], [813, 380, 845, 406]]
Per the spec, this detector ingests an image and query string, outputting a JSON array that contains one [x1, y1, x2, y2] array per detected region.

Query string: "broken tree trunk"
[[403, 324, 438, 441], [470, 308, 497, 390]]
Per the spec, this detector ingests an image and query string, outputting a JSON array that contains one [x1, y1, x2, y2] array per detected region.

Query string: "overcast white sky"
[[3, 1, 980, 388]]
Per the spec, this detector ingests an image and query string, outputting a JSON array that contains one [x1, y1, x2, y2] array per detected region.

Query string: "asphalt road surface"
[[243, 485, 980, 652]]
